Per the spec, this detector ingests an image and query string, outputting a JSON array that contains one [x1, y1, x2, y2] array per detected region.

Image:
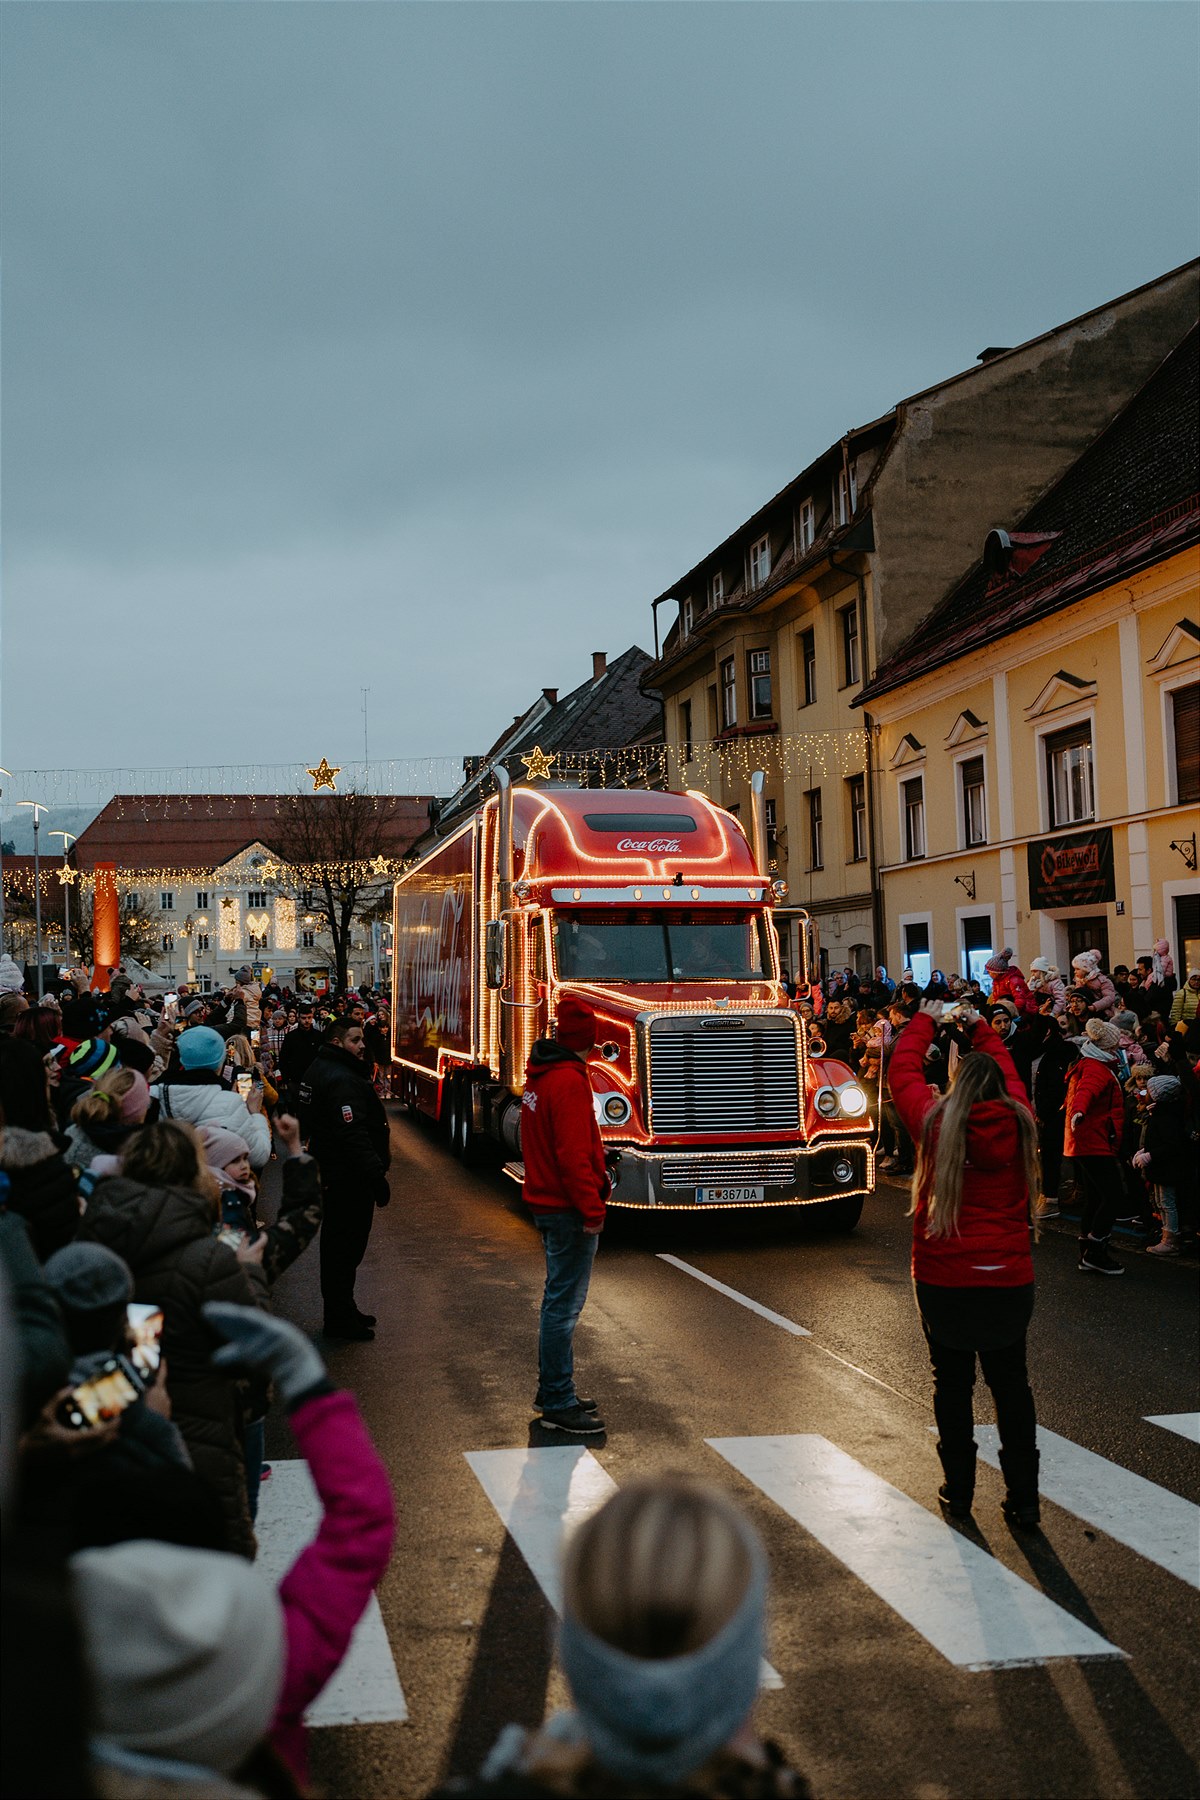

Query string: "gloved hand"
[[375, 1177, 391, 1210], [202, 1303, 326, 1408]]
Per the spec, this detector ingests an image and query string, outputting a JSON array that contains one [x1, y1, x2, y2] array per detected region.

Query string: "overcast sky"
[[2, 1, 1197, 799]]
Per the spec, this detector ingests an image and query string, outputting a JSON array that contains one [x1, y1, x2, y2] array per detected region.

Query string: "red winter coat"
[[990, 967, 1038, 1017], [1063, 1052, 1124, 1157], [890, 1012, 1035, 1287], [271, 1388, 395, 1783], [520, 1042, 608, 1231]]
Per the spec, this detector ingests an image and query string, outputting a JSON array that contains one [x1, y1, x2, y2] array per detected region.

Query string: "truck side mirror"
[[485, 919, 508, 990]]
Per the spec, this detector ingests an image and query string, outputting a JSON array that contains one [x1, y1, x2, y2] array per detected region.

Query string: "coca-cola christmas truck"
[[392, 771, 874, 1224]]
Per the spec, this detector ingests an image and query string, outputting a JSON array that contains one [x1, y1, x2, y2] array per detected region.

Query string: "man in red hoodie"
[[521, 992, 609, 1436]]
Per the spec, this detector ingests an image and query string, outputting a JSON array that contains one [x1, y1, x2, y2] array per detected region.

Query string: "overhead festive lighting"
[[56, 862, 79, 885], [520, 745, 556, 781], [307, 758, 340, 792]]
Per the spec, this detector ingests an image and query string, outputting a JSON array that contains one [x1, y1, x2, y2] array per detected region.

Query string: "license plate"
[[696, 1185, 764, 1204]]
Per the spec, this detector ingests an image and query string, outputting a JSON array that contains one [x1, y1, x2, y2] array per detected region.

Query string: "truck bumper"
[[605, 1141, 875, 1209]]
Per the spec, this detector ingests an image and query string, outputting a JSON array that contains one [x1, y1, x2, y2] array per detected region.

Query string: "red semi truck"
[[392, 773, 875, 1223]]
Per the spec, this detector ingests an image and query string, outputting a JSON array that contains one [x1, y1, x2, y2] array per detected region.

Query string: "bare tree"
[[271, 791, 402, 994]]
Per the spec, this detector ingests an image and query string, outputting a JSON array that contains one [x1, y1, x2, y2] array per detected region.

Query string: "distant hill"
[[0, 805, 100, 855]]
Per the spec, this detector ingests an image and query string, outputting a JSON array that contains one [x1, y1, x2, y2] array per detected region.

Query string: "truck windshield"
[[554, 911, 768, 982]]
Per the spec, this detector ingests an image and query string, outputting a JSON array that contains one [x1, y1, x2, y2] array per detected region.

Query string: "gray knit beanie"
[[42, 1243, 134, 1313]]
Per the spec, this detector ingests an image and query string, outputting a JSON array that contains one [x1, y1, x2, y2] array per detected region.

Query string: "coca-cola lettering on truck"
[[391, 782, 874, 1226]]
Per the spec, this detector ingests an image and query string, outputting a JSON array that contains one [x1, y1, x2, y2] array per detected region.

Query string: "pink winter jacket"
[[271, 1389, 396, 1783]]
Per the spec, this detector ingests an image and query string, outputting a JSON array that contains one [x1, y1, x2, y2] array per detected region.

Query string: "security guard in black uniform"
[[300, 1016, 391, 1340]]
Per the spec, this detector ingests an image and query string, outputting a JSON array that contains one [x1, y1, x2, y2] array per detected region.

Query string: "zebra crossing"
[[251, 1414, 1197, 1730]]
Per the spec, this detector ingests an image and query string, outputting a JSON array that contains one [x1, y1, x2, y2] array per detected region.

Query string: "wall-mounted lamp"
[[1169, 834, 1197, 872], [954, 871, 977, 901]]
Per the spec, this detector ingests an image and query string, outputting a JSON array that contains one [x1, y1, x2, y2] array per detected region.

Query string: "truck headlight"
[[838, 1084, 868, 1117], [602, 1094, 632, 1126], [814, 1086, 839, 1117]]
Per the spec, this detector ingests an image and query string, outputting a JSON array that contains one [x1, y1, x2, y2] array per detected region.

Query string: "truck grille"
[[661, 1154, 797, 1189], [646, 1014, 801, 1136]]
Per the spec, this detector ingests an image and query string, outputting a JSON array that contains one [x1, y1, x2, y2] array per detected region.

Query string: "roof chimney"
[[592, 651, 607, 681], [542, 687, 558, 705], [976, 346, 1013, 363]]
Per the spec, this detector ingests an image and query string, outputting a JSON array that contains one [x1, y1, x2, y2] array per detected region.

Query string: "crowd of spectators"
[[785, 943, 1199, 1263]]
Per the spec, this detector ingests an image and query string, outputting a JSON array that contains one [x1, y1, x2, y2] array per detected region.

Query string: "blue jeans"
[[535, 1212, 599, 1410]]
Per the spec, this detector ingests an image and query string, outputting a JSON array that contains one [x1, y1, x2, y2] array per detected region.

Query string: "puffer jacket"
[[300, 1044, 390, 1193], [1064, 1050, 1124, 1157], [153, 1070, 271, 1168], [76, 1177, 268, 1557], [0, 1126, 80, 1260], [889, 1012, 1034, 1287]]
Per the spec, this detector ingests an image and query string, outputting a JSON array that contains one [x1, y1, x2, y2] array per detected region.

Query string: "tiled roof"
[[504, 647, 663, 760], [857, 326, 1200, 703], [74, 793, 432, 872]]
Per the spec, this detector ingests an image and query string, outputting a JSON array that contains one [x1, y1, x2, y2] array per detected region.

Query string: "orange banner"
[[92, 864, 120, 990]]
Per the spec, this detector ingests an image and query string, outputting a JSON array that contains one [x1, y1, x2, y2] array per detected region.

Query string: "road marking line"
[[657, 1254, 811, 1336], [708, 1434, 1124, 1670], [465, 1446, 783, 1690], [255, 1460, 408, 1726], [656, 1254, 918, 1403], [1145, 1413, 1200, 1445], [976, 1426, 1200, 1590]]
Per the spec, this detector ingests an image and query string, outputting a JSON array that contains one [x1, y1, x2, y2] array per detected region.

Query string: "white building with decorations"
[[71, 793, 430, 993]]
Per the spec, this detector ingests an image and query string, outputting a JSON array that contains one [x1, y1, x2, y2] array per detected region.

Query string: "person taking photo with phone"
[[890, 998, 1042, 1529], [153, 1025, 272, 1171]]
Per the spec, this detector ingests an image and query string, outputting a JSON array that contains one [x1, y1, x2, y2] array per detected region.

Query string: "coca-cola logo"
[[616, 837, 682, 853]]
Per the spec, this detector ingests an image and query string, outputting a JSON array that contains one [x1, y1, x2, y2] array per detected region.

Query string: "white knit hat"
[[71, 1540, 285, 1775]]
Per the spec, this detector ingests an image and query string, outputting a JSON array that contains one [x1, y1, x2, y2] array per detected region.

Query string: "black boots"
[[936, 1440, 977, 1519], [999, 1445, 1041, 1529]]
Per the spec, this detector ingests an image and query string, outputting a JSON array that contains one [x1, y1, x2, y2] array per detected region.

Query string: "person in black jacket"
[[276, 1005, 324, 1107], [300, 1017, 391, 1340]]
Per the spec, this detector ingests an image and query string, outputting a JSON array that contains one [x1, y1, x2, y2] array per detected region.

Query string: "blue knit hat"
[[69, 1039, 119, 1079], [177, 1026, 227, 1071]]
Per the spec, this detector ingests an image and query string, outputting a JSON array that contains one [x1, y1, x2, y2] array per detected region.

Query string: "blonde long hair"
[[562, 1476, 753, 1660], [121, 1119, 220, 1210], [909, 1053, 1040, 1238], [71, 1066, 138, 1131]]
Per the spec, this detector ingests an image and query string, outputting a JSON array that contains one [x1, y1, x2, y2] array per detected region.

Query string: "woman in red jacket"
[[1063, 1018, 1128, 1277], [890, 1000, 1042, 1527]]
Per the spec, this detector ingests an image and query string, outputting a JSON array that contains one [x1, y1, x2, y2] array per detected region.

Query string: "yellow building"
[[857, 328, 1199, 985]]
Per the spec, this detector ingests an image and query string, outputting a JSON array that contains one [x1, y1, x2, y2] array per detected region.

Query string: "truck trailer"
[[392, 772, 875, 1223]]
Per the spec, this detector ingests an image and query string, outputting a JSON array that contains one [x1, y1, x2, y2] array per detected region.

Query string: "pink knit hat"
[[117, 1071, 152, 1125], [198, 1123, 252, 1170]]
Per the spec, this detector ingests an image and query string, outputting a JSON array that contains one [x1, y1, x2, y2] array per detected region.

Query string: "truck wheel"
[[823, 1195, 863, 1233], [453, 1080, 479, 1164]]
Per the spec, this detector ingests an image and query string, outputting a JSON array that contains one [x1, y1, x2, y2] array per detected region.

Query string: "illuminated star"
[[520, 745, 555, 782], [307, 757, 340, 792], [220, 896, 235, 911], [260, 861, 280, 883], [57, 863, 79, 885], [370, 855, 391, 877]]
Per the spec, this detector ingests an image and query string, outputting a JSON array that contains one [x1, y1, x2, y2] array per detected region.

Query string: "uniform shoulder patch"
[[341, 1104, 355, 1124], [522, 1090, 537, 1111]]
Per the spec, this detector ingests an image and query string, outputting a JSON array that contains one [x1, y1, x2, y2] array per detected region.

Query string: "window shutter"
[[1173, 684, 1199, 804]]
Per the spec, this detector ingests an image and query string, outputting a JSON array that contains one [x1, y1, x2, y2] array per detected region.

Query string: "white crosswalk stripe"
[[975, 1425, 1200, 1590], [465, 1446, 784, 1689], [1145, 1412, 1200, 1445], [255, 1460, 409, 1726], [708, 1434, 1125, 1670]]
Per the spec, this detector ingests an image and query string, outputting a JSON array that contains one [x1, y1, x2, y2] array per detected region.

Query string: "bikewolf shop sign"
[[1027, 827, 1116, 910]]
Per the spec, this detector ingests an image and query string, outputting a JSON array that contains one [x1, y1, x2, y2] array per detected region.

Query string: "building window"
[[798, 498, 816, 552], [248, 932, 267, 953], [847, 774, 867, 862], [161, 934, 173, 953], [124, 894, 141, 914], [199, 975, 213, 994], [710, 571, 724, 608], [839, 604, 861, 687], [1045, 722, 1094, 827], [196, 933, 210, 952], [300, 889, 314, 910], [960, 755, 987, 847], [159, 891, 174, 911], [680, 699, 693, 762], [806, 787, 824, 870], [302, 930, 316, 950], [799, 629, 817, 707], [720, 658, 737, 730], [748, 535, 771, 590], [903, 776, 926, 860], [765, 798, 779, 864], [1172, 683, 1199, 804], [748, 649, 772, 720], [195, 891, 209, 910], [903, 921, 932, 989], [681, 597, 694, 637], [834, 466, 857, 526], [962, 915, 992, 987], [247, 890, 268, 910]]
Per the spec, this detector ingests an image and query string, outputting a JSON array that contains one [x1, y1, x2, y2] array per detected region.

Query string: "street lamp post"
[[50, 831, 77, 967], [0, 769, 11, 943], [18, 801, 50, 1001]]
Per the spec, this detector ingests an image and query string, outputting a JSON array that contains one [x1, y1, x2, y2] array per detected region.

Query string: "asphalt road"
[[264, 1110, 1200, 1800]]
